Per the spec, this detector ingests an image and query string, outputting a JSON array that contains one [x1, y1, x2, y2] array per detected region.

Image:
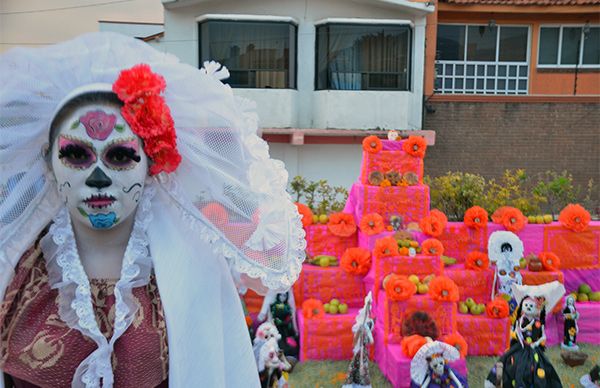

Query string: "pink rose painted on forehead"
[[79, 110, 117, 140]]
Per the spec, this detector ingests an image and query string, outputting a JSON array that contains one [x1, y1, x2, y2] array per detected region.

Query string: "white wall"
[[162, 0, 430, 131]]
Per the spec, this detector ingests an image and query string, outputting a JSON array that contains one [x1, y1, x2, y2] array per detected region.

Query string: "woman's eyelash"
[[58, 144, 89, 159], [106, 146, 141, 162]]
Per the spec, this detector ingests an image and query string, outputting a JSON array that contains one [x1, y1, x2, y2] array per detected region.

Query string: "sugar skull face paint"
[[51, 102, 148, 230]]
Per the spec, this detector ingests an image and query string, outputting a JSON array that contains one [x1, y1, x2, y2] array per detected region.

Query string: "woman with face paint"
[[0, 33, 305, 387], [484, 282, 565, 388]]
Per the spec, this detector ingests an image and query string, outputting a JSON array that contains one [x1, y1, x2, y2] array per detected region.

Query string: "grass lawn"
[[288, 344, 600, 387]]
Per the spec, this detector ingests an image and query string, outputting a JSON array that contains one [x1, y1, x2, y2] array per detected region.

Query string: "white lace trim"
[[42, 185, 155, 388]]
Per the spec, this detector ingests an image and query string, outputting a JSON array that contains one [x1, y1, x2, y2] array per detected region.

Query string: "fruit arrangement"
[[527, 214, 554, 224], [408, 273, 436, 295], [458, 297, 486, 315], [307, 254, 339, 267], [393, 232, 422, 256], [569, 283, 600, 302], [527, 254, 543, 272], [311, 214, 330, 224], [323, 298, 349, 314], [441, 255, 457, 266]]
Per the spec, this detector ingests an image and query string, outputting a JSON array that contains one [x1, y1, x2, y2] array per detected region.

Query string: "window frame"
[[537, 24, 600, 69], [434, 23, 531, 95], [314, 21, 413, 92], [197, 15, 298, 89]]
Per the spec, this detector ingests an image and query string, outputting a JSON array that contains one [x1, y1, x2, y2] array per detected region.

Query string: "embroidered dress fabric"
[[0, 32, 305, 387]]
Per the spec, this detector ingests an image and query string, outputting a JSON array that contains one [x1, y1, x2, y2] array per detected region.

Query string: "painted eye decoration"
[[499, 269, 507, 276], [58, 136, 96, 169], [102, 139, 141, 170]]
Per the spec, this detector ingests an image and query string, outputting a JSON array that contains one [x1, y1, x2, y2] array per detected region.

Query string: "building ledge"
[[428, 94, 600, 103], [260, 128, 436, 145]]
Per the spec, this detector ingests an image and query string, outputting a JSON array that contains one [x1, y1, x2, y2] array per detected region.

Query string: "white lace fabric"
[[40, 185, 155, 388]]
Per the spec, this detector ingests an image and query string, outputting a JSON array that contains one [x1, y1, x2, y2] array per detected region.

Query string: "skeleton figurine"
[[258, 290, 299, 359], [410, 340, 468, 388], [488, 231, 524, 312], [253, 321, 282, 368], [257, 337, 291, 388]]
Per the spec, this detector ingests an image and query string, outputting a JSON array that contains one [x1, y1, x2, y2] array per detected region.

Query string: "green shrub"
[[288, 176, 348, 215], [425, 172, 486, 221]]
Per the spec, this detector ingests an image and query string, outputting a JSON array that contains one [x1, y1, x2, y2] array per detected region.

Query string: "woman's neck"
[[70, 213, 135, 279]]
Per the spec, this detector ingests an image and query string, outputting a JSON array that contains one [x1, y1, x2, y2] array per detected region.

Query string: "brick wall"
[[423, 101, 600, 208]]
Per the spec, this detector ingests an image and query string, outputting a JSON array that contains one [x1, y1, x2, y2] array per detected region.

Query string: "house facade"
[[159, 0, 434, 187], [423, 0, 600, 202]]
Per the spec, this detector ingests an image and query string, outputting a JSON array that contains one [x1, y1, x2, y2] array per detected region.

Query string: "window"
[[435, 24, 530, 95], [315, 24, 411, 91], [199, 20, 297, 88], [538, 25, 600, 67]]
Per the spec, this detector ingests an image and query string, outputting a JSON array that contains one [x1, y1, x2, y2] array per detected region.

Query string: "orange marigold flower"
[[430, 209, 448, 224], [341, 247, 372, 276], [327, 212, 357, 237], [374, 236, 399, 258], [384, 274, 417, 301], [422, 238, 444, 256], [360, 213, 385, 235], [559, 204, 591, 233], [419, 215, 446, 237], [464, 206, 488, 230], [362, 135, 383, 154], [401, 334, 427, 358], [201, 202, 229, 227], [465, 251, 490, 271], [539, 251, 561, 271], [441, 333, 468, 358], [294, 202, 314, 228], [380, 179, 392, 187], [402, 135, 427, 158], [493, 206, 527, 233], [485, 297, 510, 319], [302, 298, 325, 319], [428, 276, 459, 302]]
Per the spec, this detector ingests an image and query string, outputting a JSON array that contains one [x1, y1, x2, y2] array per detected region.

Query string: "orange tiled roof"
[[440, 0, 599, 5]]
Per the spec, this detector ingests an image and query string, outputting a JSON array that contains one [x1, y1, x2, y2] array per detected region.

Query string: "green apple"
[[578, 293, 589, 302], [477, 303, 486, 315], [579, 283, 592, 295], [469, 304, 479, 315], [458, 302, 468, 314], [589, 291, 600, 302], [339, 303, 349, 314], [323, 303, 330, 313], [329, 304, 339, 314], [465, 298, 475, 308], [319, 256, 330, 267], [330, 298, 340, 306]]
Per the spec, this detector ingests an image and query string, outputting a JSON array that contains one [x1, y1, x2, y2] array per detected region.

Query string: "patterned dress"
[[0, 239, 169, 388]]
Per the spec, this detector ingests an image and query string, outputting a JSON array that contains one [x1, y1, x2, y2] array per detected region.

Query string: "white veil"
[[0, 32, 305, 386]]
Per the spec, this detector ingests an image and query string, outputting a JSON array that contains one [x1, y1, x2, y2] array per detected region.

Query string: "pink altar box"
[[367, 253, 444, 304], [344, 183, 430, 225], [378, 292, 457, 345], [433, 222, 488, 263], [380, 343, 468, 388], [293, 263, 366, 308], [304, 224, 357, 259], [358, 231, 395, 252], [445, 264, 494, 303], [456, 314, 511, 356], [297, 308, 357, 361], [359, 139, 424, 184], [554, 300, 600, 345]]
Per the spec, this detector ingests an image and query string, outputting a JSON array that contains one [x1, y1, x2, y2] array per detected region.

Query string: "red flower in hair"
[[465, 251, 490, 271], [464, 206, 488, 230], [113, 64, 181, 175], [402, 136, 427, 158]]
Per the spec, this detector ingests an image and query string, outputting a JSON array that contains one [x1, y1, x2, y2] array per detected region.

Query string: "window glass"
[[466, 25, 497, 61], [499, 27, 528, 61], [199, 21, 296, 88], [583, 27, 600, 65], [560, 27, 582, 65], [437, 25, 465, 60], [539, 27, 559, 64], [316, 24, 411, 90]]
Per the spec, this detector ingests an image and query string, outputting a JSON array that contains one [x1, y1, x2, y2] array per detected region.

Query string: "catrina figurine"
[[561, 295, 580, 351], [258, 290, 299, 360]]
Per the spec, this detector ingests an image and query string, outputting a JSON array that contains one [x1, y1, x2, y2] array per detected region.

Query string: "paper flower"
[[359, 213, 385, 235], [302, 299, 325, 319], [294, 202, 314, 228], [559, 204, 591, 233], [401, 334, 427, 358], [419, 211, 447, 237], [465, 251, 490, 271], [464, 206, 488, 230], [341, 247, 372, 276], [200, 202, 229, 227], [327, 212, 357, 237], [538, 251, 561, 271], [384, 274, 417, 301], [485, 297, 510, 319], [374, 236, 399, 258], [402, 135, 427, 158], [422, 238, 444, 256], [441, 333, 468, 358], [492, 206, 527, 233], [428, 276, 459, 302], [362, 136, 382, 154]]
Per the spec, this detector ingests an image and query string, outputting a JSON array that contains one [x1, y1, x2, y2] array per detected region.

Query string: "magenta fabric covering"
[[563, 267, 600, 293], [358, 230, 395, 251]]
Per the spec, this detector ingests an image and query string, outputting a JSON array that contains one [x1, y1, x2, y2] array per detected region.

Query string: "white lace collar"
[[40, 185, 155, 388]]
